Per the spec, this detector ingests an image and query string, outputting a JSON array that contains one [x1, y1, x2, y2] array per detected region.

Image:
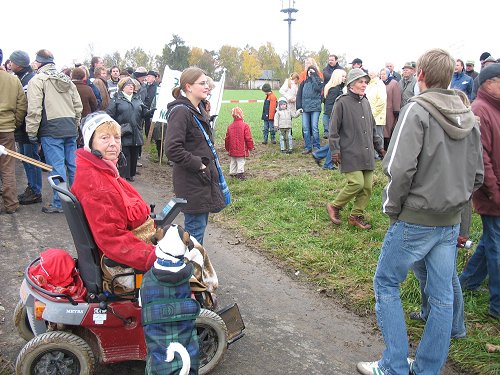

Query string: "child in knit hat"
[[274, 97, 302, 154], [224, 107, 254, 180]]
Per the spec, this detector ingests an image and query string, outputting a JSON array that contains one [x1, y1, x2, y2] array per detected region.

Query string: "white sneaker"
[[357, 359, 414, 375], [357, 361, 384, 375]]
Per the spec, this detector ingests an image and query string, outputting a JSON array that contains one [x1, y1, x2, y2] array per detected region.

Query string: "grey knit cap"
[[10, 50, 30, 68], [346, 68, 370, 87]]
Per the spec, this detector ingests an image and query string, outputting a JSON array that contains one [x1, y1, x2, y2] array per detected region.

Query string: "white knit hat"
[[80, 112, 117, 151]]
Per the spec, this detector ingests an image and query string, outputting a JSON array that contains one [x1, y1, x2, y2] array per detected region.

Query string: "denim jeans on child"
[[262, 120, 275, 143], [301, 111, 320, 151], [184, 212, 209, 245], [460, 215, 500, 318], [40, 136, 77, 209], [412, 250, 466, 338], [21, 142, 42, 195], [374, 221, 458, 375]]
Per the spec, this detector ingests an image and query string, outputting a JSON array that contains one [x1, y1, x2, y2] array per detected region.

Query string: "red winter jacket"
[[471, 87, 500, 216], [225, 118, 255, 157], [71, 149, 156, 271]]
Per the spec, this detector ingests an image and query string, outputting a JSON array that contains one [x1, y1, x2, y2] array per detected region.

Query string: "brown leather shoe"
[[348, 215, 372, 230], [326, 203, 341, 225]]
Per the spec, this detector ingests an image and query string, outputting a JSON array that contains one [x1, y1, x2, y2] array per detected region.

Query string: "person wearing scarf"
[[71, 112, 156, 271]]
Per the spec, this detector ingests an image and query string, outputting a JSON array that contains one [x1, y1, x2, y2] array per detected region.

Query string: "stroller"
[[14, 175, 245, 374]]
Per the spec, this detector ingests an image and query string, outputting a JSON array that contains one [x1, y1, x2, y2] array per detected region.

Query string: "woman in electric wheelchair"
[[72, 111, 157, 292]]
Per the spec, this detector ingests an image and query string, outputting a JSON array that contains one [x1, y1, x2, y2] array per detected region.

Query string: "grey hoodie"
[[382, 88, 484, 226]]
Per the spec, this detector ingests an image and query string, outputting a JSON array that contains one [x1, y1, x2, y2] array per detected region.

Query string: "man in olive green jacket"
[[0, 48, 27, 213]]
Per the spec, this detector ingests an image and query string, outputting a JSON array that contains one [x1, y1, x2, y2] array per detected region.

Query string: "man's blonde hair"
[[416, 49, 455, 89]]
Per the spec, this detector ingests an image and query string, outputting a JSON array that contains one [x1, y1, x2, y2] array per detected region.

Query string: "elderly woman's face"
[[123, 83, 135, 94], [92, 127, 121, 162]]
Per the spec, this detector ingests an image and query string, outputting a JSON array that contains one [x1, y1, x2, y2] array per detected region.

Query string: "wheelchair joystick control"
[[98, 293, 108, 310], [150, 203, 156, 219]]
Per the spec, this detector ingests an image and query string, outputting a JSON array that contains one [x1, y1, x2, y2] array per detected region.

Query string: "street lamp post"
[[281, 0, 298, 74]]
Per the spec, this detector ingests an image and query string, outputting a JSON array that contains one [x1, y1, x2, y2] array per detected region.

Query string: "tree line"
[[87, 34, 347, 89]]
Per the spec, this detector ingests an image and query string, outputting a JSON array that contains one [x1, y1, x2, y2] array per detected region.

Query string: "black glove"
[[28, 136, 38, 144]]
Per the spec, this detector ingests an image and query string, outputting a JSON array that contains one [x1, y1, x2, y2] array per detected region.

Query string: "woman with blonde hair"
[[279, 72, 300, 112], [164, 67, 228, 244]]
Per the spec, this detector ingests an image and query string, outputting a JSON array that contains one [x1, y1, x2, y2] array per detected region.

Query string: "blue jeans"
[[460, 215, 500, 317], [184, 212, 209, 245], [312, 144, 334, 170], [20, 142, 42, 195], [262, 120, 275, 143], [374, 221, 458, 375], [412, 250, 466, 338], [40, 136, 77, 208], [301, 111, 320, 151], [322, 113, 330, 136]]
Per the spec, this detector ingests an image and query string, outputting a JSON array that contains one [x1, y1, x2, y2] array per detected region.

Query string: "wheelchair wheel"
[[13, 300, 34, 341], [15, 331, 95, 375], [197, 308, 228, 375]]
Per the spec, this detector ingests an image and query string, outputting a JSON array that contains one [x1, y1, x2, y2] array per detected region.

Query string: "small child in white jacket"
[[274, 97, 302, 154]]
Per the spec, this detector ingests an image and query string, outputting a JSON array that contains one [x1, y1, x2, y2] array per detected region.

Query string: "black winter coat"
[[164, 97, 225, 215], [13, 67, 36, 143], [106, 92, 148, 147], [323, 84, 344, 118]]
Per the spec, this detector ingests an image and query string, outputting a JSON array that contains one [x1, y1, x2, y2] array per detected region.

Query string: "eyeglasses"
[[193, 81, 210, 87]]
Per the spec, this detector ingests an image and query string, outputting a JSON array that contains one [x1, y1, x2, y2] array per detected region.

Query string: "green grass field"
[[153, 89, 499, 374]]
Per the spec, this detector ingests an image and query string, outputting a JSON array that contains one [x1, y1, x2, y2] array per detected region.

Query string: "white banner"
[[153, 66, 225, 129]]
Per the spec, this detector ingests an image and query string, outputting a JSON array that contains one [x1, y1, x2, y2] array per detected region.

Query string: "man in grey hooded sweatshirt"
[[357, 48, 484, 375]]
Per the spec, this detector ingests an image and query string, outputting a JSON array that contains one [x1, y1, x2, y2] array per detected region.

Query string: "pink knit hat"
[[231, 107, 244, 119]]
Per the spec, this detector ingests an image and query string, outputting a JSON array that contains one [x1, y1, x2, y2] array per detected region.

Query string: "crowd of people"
[[1, 45, 499, 375], [0, 48, 160, 213], [248, 50, 499, 375]]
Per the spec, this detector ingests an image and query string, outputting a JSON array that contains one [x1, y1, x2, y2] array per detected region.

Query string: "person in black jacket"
[[296, 66, 323, 154], [10, 50, 40, 205], [143, 70, 159, 137], [106, 77, 151, 181]]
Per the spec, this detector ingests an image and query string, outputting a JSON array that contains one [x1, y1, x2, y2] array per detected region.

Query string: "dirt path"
[[0, 156, 460, 374]]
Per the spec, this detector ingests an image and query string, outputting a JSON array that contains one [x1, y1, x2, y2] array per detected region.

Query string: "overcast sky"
[[2, 0, 496, 73]]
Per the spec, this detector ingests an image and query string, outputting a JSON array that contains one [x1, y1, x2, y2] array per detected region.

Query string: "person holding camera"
[[296, 61, 323, 154]]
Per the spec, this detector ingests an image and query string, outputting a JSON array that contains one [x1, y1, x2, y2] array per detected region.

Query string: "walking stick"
[[0, 144, 53, 172]]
